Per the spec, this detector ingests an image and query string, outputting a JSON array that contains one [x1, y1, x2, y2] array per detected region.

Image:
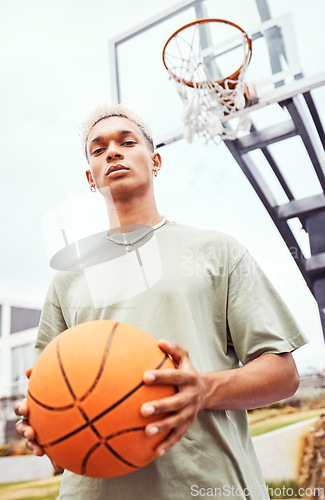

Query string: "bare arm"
[[201, 350, 300, 410], [141, 340, 300, 456]]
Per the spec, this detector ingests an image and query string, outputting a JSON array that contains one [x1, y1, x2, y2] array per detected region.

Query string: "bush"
[[0, 444, 11, 457], [0, 439, 32, 457]]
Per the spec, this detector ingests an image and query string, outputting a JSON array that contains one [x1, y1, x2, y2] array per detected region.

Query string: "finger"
[[25, 439, 44, 456], [143, 368, 196, 387], [157, 340, 189, 365], [141, 392, 188, 417], [145, 404, 193, 435], [16, 420, 45, 457], [14, 399, 28, 418], [155, 422, 191, 456], [22, 424, 37, 441], [16, 418, 35, 439]]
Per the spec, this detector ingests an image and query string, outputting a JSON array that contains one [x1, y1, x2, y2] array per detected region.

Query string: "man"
[[16, 104, 307, 499]]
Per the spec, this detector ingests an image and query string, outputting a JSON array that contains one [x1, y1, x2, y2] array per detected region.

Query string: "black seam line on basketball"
[[77, 405, 89, 422], [41, 354, 170, 448], [41, 421, 91, 448], [90, 425, 102, 439], [105, 426, 145, 441], [80, 441, 139, 475], [41, 424, 145, 450], [81, 442, 101, 475], [27, 390, 74, 411], [90, 354, 170, 426], [104, 442, 139, 469], [56, 334, 77, 401], [40, 409, 101, 448], [79, 321, 119, 402], [76, 405, 102, 439]]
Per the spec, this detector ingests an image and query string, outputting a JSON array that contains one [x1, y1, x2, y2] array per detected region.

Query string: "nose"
[[105, 144, 124, 162]]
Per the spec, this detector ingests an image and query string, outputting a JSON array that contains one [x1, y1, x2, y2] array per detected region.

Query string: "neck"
[[105, 192, 163, 231]]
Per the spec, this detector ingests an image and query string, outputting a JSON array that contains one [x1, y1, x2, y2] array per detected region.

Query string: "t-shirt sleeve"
[[35, 277, 68, 357], [226, 249, 309, 365]]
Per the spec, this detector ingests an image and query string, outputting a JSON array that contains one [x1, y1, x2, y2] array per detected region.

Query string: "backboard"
[[108, 0, 325, 144]]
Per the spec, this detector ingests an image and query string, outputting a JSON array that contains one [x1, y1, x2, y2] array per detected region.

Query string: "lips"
[[106, 164, 129, 176]]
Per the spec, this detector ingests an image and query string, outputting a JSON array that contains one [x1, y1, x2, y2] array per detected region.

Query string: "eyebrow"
[[89, 130, 137, 145]]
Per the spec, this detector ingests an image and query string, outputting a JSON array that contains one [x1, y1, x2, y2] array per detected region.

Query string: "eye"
[[123, 141, 136, 146], [91, 148, 105, 156]]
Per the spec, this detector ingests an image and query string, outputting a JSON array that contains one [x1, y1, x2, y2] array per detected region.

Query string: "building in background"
[[0, 302, 41, 444]]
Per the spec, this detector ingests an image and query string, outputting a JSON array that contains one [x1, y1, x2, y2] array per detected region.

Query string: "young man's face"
[[85, 116, 160, 198]]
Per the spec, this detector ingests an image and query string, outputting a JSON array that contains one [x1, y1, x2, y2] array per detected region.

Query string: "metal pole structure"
[[306, 212, 325, 339]]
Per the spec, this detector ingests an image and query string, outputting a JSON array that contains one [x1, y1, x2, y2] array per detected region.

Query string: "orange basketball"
[[27, 320, 176, 478]]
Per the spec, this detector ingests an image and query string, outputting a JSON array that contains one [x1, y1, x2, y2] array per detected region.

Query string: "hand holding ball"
[[27, 320, 175, 477]]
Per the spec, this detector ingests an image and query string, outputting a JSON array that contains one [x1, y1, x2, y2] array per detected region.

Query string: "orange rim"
[[162, 18, 252, 89]]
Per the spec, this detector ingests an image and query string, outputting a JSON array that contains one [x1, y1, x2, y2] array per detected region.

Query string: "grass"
[[0, 476, 61, 500], [248, 407, 324, 437], [266, 479, 302, 499]]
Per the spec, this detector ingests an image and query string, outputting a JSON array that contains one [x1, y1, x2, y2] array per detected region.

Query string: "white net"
[[163, 20, 253, 144]]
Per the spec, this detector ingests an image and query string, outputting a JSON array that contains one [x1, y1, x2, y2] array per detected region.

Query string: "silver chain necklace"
[[107, 216, 167, 252]]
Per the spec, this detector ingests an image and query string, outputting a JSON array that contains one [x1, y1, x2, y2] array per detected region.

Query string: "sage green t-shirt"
[[35, 222, 307, 500]]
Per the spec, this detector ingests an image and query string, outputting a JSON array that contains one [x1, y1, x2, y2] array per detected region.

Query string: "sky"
[[1, 0, 325, 372]]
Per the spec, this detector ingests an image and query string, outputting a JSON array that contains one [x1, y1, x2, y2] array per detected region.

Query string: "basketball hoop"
[[162, 18, 254, 143]]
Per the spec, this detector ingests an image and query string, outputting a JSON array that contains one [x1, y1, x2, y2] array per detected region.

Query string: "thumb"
[[25, 366, 34, 379]]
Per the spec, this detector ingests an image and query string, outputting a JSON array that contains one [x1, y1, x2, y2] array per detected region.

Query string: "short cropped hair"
[[80, 104, 155, 157]]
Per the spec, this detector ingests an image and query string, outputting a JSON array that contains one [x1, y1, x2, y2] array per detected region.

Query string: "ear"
[[85, 169, 94, 186], [152, 152, 162, 173]]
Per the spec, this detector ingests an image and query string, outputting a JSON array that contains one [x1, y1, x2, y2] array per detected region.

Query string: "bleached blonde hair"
[[79, 104, 155, 158]]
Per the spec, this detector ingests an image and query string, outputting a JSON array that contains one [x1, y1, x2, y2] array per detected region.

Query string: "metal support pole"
[[306, 211, 325, 339], [256, 0, 287, 87]]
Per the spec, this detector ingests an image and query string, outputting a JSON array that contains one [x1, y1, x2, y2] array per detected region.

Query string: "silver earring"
[[90, 183, 96, 192]]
